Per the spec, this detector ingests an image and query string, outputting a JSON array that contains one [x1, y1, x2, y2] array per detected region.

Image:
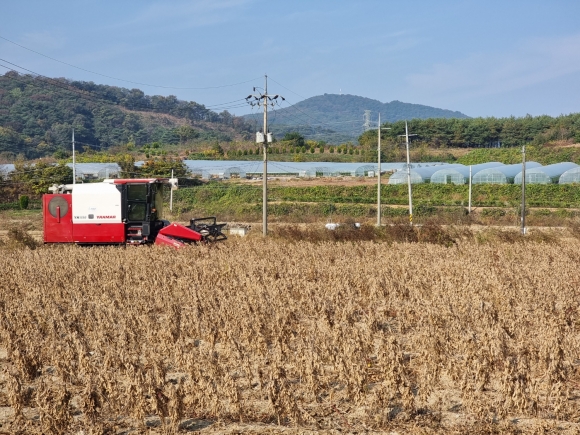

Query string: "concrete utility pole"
[[245, 75, 283, 236], [400, 121, 417, 225], [468, 165, 472, 214], [521, 145, 526, 235], [377, 113, 391, 226], [72, 129, 76, 184]]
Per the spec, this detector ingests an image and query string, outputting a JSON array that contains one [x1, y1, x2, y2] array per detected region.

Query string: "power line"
[[0, 62, 257, 150], [0, 60, 256, 117], [266, 76, 306, 100], [0, 34, 261, 90], [267, 76, 364, 135]]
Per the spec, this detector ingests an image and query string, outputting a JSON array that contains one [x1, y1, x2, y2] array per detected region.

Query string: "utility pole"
[[72, 129, 76, 184], [169, 169, 174, 212], [245, 75, 284, 236], [521, 145, 526, 235], [468, 165, 472, 214], [377, 113, 391, 226], [399, 121, 417, 225]]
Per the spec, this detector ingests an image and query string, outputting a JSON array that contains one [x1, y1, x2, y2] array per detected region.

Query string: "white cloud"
[[406, 33, 580, 101]]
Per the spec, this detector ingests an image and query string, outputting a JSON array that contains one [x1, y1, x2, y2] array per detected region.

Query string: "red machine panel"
[[72, 223, 126, 244], [43, 194, 73, 243], [158, 223, 203, 242]]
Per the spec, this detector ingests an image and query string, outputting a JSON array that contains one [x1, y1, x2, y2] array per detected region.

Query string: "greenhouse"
[[0, 164, 14, 179], [188, 168, 211, 180], [294, 167, 333, 177], [559, 166, 580, 184], [353, 164, 378, 177], [430, 162, 504, 185], [472, 162, 542, 184], [222, 166, 246, 179], [66, 163, 121, 180], [514, 162, 578, 184], [388, 164, 463, 185]]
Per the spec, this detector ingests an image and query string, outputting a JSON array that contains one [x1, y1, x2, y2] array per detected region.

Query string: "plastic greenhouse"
[[472, 162, 542, 184], [559, 166, 580, 184], [66, 163, 121, 180], [514, 162, 578, 184], [297, 167, 337, 177], [223, 166, 246, 179], [353, 164, 378, 177], [0, 164, 14, 179], [388, 164, 464, 185], [189, 168, 211, 180], [430, 162, 504, 185]]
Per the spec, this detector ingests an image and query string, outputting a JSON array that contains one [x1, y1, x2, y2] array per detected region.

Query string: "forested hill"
[[244, 93, 469, 143], [0, 71, 253, 160]]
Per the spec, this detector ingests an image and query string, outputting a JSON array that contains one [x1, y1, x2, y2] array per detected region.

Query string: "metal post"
[[521, 146, 526, 235], [263, 75, 268, 237], [377, 113, 381, 226], [72, 128, 76, 184], [377, 115, 391, 226], [405, 121, 413, 225], [170, 169, 174, 212], [468, 165, 472, 214]]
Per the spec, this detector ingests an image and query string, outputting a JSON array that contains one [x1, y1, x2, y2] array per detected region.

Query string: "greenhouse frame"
[[514, 162, 578, 184], [388, 164, 464, 185], [353, 164, 378, 177], [223, 166, 246, 179], [430, 162, 504, 185], [559, 166, 580, 184], [472, 162, 542, 184]]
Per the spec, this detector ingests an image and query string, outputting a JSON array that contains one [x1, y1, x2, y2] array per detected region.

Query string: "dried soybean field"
[[1, 231, 580, 434]]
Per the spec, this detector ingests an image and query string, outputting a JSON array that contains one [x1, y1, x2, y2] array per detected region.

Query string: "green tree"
[[19, 195, 29, 209], [211, 141, 224, 156], [117, 154, 136, 178], [176, 125, 199, 143], [137, 157, 188, 178], [282, 132, 305, 149], [11, 161, 73, 195]]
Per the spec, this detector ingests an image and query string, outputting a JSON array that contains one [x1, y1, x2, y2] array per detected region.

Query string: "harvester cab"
[[43, 178, 226, 247]]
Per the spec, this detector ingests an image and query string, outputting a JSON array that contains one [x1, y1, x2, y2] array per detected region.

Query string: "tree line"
[[358, 114, 580, 149]]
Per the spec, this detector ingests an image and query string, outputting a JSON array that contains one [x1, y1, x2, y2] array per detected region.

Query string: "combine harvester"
[[43, 178, 226, 247]]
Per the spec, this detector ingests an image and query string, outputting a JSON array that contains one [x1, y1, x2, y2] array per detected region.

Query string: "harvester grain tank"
[[43, 178, 226, 247]]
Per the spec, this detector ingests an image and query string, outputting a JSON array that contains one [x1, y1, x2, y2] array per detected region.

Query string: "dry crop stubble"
[[0, 235, 579, 434]]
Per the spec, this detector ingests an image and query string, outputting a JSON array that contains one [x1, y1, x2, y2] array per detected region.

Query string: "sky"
[[2, 0, 580, 121]]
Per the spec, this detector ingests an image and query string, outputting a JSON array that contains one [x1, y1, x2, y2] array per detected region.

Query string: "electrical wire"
[[0, 62, 257, 153], [0, 60, 254, 116], [0, 34, 261, 90], [265, 76, 366, 137]]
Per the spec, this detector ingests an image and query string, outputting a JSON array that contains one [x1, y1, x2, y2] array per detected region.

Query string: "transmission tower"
[[363, 110, 372, 132]]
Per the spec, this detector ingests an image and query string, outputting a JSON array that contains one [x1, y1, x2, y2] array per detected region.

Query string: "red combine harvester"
[[43, 178, 226, 247]]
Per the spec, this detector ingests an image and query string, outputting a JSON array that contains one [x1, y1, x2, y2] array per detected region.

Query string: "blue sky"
[[2, 0, 580, 120]]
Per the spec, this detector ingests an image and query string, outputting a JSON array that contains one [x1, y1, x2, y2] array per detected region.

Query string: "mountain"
[[0, 71, 254, 160], [243, 93, 470, 144]]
